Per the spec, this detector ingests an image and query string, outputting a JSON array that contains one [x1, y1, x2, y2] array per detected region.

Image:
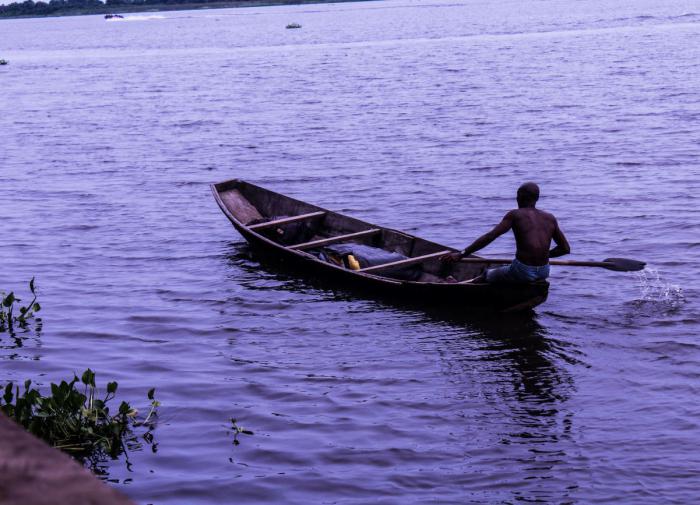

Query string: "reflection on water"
[[470, 316, 576, 497], [415, 310, 582, 502], [92, 427, 160, 484], [469, 314, 576, 402], [0, 333, 42, 362], [226, 241, 583, 501], [426, 309, 577, 415], [0, 319, 42, 361]]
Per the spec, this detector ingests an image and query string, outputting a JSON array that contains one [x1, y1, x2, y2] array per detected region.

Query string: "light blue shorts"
[[485, 258, 550, 283]]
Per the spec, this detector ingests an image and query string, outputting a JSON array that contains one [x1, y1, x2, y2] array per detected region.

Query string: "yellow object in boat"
[[347, 254, 361, 271]]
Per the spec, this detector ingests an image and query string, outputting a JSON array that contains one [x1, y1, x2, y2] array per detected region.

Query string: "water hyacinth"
[[0, 369, 159, 467], [0, 278, 41, 334]]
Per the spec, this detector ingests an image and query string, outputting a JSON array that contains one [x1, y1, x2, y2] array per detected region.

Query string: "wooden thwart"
[[249, 211, 326, 230], [288, 229, 381, 250], [360, 250, 451, 274]]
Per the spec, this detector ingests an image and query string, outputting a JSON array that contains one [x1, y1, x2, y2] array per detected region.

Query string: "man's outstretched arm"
[[549, 221, 571, 258], [443, 212, 514, 262]]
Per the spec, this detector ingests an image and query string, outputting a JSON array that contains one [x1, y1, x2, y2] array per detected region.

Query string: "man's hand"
[[549, 220, 571, 258], [441, 252, 463, 264]]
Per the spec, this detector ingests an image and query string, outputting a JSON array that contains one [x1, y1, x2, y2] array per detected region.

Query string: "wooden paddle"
[[459, 257, 646, 272]]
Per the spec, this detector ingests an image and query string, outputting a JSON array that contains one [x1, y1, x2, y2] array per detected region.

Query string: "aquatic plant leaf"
[[81, 369, 95, 387], [0, 280, 40, 334], [3, 383, 13, 404], [3, 293, 15, 307]]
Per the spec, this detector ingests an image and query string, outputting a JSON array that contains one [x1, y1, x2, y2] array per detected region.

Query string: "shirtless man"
[[442, 182, 570, 283]]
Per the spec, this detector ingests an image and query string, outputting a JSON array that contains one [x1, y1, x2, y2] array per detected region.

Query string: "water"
[[1, 0, 699, 502]]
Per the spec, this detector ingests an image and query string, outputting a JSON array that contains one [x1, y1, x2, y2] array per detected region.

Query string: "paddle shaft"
[[459, 255, 646, 272], [460, 258, 620, 268]]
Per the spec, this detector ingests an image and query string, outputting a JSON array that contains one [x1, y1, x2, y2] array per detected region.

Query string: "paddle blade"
[[602, 257, 646, 272]]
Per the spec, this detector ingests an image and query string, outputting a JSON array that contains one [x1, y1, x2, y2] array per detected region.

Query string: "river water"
[[1, 0, 699, 503]]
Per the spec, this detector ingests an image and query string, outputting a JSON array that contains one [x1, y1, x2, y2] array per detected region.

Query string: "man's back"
[[441, 182, 570, 283], [511, 208, 560, 266]]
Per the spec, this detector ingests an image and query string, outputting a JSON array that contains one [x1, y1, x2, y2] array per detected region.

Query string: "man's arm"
[[549, 220, 571, 258], [462, 212, 514, 256], [443, 211, 515, 262]]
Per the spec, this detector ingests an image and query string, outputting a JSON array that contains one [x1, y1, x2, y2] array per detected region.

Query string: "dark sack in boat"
[[325, 244, 422, 281]]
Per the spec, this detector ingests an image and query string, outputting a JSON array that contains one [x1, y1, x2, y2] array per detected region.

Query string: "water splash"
[[633, 268, 685, 312]]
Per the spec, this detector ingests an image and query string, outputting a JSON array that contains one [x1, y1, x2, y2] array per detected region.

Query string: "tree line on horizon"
[[0, 0, 264, 17]]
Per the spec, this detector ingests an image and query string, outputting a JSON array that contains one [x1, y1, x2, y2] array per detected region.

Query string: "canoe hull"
[[212, 180, 549, 313]]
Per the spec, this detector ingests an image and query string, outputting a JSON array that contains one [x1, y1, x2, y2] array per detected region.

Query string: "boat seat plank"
[[288, 229, 381, 250], [359, 250, 451, 274], [220, 189, 263, 225], [249, 211, 326, 230]]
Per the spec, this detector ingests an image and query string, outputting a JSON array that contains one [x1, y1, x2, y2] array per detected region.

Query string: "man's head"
[[517, 182, 539, 208]]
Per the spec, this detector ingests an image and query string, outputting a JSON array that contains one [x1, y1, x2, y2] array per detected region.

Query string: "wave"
[[672, 12, 700, 20], [107, 15, 166, 22]]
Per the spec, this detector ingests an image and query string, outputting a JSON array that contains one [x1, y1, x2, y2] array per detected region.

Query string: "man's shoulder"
[[510, 208, 557, 222], [536, 209, 559, 229]]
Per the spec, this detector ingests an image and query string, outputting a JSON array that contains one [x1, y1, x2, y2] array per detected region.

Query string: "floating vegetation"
[[0, 369, 159, 468], [1, 278, 41, 334], [228, 417, 253, 446], [286, 22, 302, 29]]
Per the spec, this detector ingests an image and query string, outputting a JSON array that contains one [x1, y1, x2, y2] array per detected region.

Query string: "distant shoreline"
[[0, 0, 376, 20]]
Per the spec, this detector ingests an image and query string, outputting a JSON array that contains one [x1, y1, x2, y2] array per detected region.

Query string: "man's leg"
[[463, 264, 512, 284]]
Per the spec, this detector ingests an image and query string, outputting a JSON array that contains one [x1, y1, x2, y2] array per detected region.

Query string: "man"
[[442, 182, 570, 283]]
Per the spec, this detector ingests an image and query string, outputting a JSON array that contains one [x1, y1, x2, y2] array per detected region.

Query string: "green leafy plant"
[[0, 369, 159, 465], [1, 278, 41, 334]]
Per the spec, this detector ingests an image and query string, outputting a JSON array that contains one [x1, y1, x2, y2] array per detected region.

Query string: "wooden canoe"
[[211, 179, 549, 312]]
